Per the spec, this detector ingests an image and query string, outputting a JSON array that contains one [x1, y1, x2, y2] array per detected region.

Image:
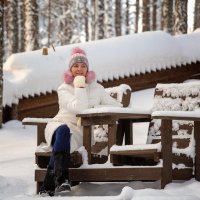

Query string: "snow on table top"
[[79, 107, 152, 115], [152, 111, 200, 119]]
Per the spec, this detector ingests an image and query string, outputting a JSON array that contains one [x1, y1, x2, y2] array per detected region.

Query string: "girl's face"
[[71, 63, 88, 77]]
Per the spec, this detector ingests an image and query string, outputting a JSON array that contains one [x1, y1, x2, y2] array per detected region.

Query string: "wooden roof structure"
[[3, 61, 200, 122]]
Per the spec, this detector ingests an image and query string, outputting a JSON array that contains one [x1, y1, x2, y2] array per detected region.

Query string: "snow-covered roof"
[[3, 30, 200, 107]]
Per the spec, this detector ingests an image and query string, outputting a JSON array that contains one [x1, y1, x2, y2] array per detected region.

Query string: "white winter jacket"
[[45, 81, 122, 153]]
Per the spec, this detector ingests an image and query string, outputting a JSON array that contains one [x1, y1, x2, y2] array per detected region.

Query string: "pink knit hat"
[[69, 47, 89, 70], [64, 47, 96, 84]]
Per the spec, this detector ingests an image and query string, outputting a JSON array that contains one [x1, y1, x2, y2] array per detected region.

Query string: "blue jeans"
[[48, 125, 71, 169]]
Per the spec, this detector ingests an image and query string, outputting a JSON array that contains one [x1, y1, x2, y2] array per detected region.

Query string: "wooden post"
[[108, 123, 117, 154], [37, 124, 46, 145], [116, 119, 124, 145], [161, 119, 172, 189], [83, 126, 92, 164], [194, 121, 200, 181], [124, 119, 133, 145]]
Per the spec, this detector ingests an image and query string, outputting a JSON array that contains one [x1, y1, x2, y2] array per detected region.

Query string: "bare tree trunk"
[[24, 0, 39, 51], [91, 0, 97, 40], [142, 0, 150, 32], [152, 0, 157, 30], [174, 0, 188, 35], [0, 0, 3, 128], [84, 0, 89, 41], [104, 0, 114, 38], [161, 0, 174, 34], [115, 0, 121, 36], [135, 0, 140, 33], [98, 0, 104, 39], [125, 0, 130, 34], [19, 1, 25, 52], [5, 0, 19, 55], [194, 0, 200, 30], [48, 0, 51, 46]]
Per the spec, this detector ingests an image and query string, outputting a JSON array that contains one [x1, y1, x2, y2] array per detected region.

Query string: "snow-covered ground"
[[1, 85, 200, 199]]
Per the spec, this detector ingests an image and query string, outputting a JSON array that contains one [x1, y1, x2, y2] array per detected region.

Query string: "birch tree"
[[135, 0, 140, 33], [161, 0, 174, 34], [0, 0, 3, 128], [24, 0, 39, 51], [194, 0, 200, 30], [174, 0, 188, 35]]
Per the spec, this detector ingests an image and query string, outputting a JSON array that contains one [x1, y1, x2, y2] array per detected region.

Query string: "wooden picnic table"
[[77, 108, 151, 164]]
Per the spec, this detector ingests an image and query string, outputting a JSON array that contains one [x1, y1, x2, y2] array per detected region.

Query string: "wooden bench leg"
[[161, 119, 172, 189], [194, 121, 200, 181]]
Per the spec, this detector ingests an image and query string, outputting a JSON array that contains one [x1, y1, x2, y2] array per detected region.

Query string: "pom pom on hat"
[[69, 47, 89, 69]]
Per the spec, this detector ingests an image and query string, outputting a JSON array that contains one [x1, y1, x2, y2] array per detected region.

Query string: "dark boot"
[[54, 152, 71, 194], [39, 168, 55, 197]]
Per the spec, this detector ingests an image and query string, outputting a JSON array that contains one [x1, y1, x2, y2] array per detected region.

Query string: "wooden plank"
[[81, 116, 117, 126], [194, 121, 200, 181], [161, 119, 172, 189], [110, 149, 158, 156], [78, 112, 151, 119], [153, 115, 200, 121], [69, 168, 162, 181]]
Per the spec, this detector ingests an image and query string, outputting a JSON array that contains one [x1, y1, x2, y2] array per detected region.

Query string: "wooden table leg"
[[124, 119, 133, 145], [194, 121, 200, 181], [116, 119, 124, 145], [108, 123, 117, 155], [83, 126, 92, 164], [161, 119, 172, 189]]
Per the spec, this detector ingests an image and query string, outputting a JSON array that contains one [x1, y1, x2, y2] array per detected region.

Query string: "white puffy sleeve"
[[58, 84, 89, 114]]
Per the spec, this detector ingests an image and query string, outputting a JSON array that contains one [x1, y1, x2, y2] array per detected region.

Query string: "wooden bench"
[[22, 84, 131, 194], [69, 82, 200, 189]]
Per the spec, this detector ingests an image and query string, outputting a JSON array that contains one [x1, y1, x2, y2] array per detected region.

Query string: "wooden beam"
[[69, 168, 162, 182], [161, 119, 172, 189]]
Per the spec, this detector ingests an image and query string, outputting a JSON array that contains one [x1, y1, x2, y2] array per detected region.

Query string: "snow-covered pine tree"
[[104, 0, 114, 38], [24, 0, 39, 51], [174, 0, 188, 35], [161, 0, 174, 34], [5, 0, 19, 55], [194, 0, 200, 30], [0, 0, 3, 128], [115, 0, 121, 36], [142, 0, 150, 32]]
